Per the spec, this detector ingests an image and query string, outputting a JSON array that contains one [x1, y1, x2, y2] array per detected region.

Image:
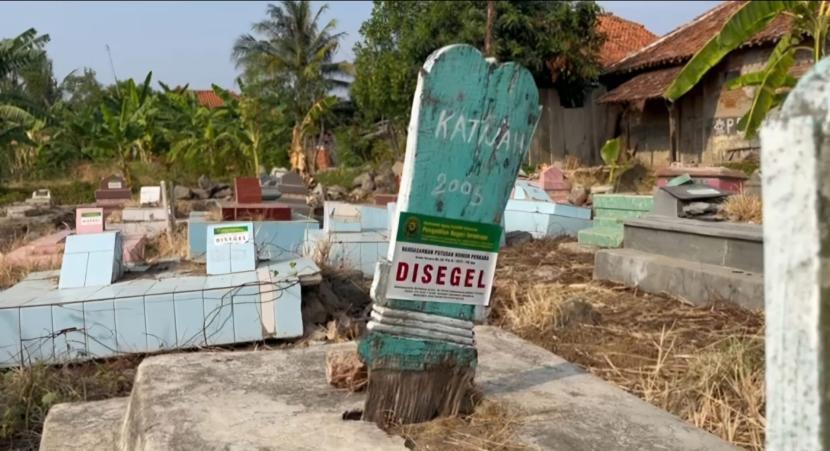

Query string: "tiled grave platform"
[[504, 180, 591, 238], [0, 257, 319, 368], [304, 202, 393, 277], [594, 216, 763, 309], [578, 194, 654, 248], [187, 212, 319, 262]]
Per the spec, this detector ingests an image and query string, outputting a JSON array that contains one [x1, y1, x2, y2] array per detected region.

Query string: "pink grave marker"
[[538, 165, 571, 203], [76, 208, 105, 234]]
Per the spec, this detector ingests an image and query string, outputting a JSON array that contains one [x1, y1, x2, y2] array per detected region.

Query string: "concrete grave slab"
[[95, 175, 132, 208], [41, 327, 734, 451]]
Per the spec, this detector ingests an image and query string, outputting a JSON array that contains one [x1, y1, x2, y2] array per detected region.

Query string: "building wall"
[[527, 87, 612, 167], [626, 46, 813, 167]]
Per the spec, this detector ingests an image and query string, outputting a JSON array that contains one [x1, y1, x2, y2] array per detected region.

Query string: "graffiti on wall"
[[712, 117, 743, 136]]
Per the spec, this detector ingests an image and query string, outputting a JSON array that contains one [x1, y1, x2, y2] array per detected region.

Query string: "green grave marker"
[[359, 44, 540, 424]]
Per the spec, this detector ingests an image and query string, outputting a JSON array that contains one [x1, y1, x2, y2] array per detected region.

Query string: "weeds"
[[0, 358, 141, 450], [492, 238, 765, 450], [395, 400, 528, 451], [143, 224, 189, 261], [722, 194, 762, 224]]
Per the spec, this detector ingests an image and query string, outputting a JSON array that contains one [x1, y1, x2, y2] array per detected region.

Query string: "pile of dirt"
[[490, 238, 764, 450]]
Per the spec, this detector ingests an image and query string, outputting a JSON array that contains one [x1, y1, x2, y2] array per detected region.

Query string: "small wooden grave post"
[[358, 44, 540, 424], [760, 57, 830, 449]]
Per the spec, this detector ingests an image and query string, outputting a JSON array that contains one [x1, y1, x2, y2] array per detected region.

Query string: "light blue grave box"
[[188, 212, 209, 260], [19, 305, 54, 364], [206, 222, 256, 275], [83, 298, 118, 358], [258, 263, 303, 339], [203, 274, 237, 346], [59, 231, 124, 289], [174, 277, 206, 348], [324, 202, 362, 233], [144, 278, 179, 351], [0, 308, 21, 367], [109, 279, 154, 353], [230, 271, 263, 343], [52, 303, 88, 361]]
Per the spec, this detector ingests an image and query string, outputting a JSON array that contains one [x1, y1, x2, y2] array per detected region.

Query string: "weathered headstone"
[[75, 207, 105, 234], [95, 175, 132, 207], [538, 165, 571, 203], [139, 186, 162, 206], [234, 177, 262, 204], [359, 44, 540, 424], [760, 57, 830, 450], [26, 189, 52, 207], [206, 222, 256, 275]]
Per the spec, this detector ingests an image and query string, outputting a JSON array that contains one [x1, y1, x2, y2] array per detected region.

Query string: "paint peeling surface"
[[398, 44, 541, 224]]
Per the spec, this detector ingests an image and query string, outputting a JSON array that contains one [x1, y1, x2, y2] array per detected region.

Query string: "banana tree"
[[290, 95, 336, 175], [665, 1, 829, 138], [95, 72, 154, 186]]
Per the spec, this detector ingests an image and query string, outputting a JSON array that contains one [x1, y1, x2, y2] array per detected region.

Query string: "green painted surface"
[[667, 174, 693, 187], [592, 194, 654, 211], [359, 331, 478, 371], [594, 207, 651, 220], [593, 217, 623, 229], [362, 44, 541, 370], [578, 227, 624, 248]]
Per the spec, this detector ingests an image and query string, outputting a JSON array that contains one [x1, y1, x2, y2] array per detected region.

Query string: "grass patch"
[[0, 358, 141, 450], [721, 194, 762, 224], [314, 166, 363, 189], [395, 400, 528, 450], [491, 238, 765, 450], [722, 160, 760, 177], [0, 181, 94, 207]]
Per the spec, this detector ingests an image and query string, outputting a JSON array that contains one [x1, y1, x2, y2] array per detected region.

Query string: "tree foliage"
[[352, 0, 604, 137]]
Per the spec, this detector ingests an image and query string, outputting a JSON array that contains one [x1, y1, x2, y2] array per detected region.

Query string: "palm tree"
[[232, 1, 349, 174]]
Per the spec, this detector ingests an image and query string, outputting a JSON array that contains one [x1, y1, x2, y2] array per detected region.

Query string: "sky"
[[0, 1, 722, 90]]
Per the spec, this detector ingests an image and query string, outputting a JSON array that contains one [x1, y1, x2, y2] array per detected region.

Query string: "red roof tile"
[[598, 66, 682, 103], [605, 1, 792, 75], [597, 14, 658, 68], [192, 90, 239, 109]]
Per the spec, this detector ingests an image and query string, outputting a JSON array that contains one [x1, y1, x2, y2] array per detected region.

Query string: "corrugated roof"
[[605, 1, 792, 75], [597, 14, 658, 68], [598, 66, 682, 103]]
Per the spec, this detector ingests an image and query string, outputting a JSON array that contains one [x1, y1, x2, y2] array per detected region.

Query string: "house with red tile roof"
[[192, 90, 239, 109], [529, 13, 657, 166], [597, 1, 812, 166]]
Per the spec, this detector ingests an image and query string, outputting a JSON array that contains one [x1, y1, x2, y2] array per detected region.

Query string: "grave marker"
[[359, 44, 540, 424], [538, 165, 570, 203], [26, 189, 52, 207], [75, 208, 105, 234], [760, 57, 830, 449], [205, 222, 256, 275], [139, 186, 162, 206], [95, 175, 132, 207]]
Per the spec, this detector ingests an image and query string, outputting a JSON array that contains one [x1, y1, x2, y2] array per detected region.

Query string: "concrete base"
[[42, 327, 735, 451], [40, 398, 126, 451], [594, 248, 763, 310]]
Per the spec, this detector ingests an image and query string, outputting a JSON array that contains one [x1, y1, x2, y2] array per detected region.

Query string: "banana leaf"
[[665, 0, 794, 101], [737, 34, 796, 138]]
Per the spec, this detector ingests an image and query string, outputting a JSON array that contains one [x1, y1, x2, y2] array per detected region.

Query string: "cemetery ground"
[[0, 227, 763, 450]]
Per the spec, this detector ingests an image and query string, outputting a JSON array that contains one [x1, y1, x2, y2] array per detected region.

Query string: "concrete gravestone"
[[359, 44, 541, 424], [760, 57, 830, 450], [139, 186, 161, 206], [26, 189, 52, 207], [75, 208, 105, 234], [95, 175, 132, 207], [538, 165, 571, 203]]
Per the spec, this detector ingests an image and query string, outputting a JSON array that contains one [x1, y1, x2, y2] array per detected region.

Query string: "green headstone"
[[359, 44, 540, 424]]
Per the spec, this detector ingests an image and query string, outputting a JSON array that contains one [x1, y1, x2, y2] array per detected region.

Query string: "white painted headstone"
[[139, 186, 162, 206]]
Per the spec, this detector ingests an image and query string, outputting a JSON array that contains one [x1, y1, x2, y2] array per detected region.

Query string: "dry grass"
[[325, 350, 367, 392], [565, 166, 608, 189], [143, 224, 189, 261], [722, 194, 762, 224], [0, 227, 62, 289], [0, 357, 141, 450], [491, 238, 765, 450], [395, 400, 528, 451]]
